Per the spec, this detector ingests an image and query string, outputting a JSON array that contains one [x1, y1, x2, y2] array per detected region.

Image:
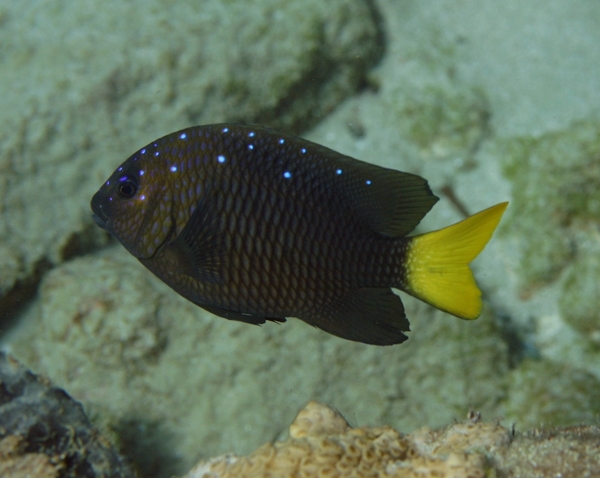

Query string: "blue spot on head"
[[118, 176, 128, 182], [153, 143, 158, 147], [179, 133, 187, 140], [248, 131, 255, 138], [279, 138, 285, 144], [155, 152, 160, 157], [139, 170, 145, 176], [118, 166, 123, 172], [283, 171, 292, 179], [217, 155, 226, 163], [301, 148, 307, 154], [140, 194, 146, 200], [366, 180, 372, 185], [105, 180, 110, 186], [336, 169, 343, 175], [141, 148, 146, 154], [248, 144, 254, 150], [222, 127, 229, 133], [170, 165, 178, 172]]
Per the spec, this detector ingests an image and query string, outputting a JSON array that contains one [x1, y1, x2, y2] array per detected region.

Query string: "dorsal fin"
[[318, 149, 438, 237]]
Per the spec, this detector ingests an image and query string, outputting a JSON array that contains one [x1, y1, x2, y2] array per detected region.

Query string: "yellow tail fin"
[[403, 202, 508, 320]]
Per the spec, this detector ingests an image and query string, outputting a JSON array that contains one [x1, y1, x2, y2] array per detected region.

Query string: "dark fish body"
[[91, 124, 507, 345]]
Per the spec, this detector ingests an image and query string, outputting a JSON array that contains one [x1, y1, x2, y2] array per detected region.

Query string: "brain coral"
[[184, 401, 498, 478]]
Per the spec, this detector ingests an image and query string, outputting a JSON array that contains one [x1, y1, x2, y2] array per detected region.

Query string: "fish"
[[91, 124, 507, 345]]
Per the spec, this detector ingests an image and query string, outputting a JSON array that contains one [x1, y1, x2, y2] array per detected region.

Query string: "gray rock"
[[0, 0, 383, 309], [0, 352, 136, 478]]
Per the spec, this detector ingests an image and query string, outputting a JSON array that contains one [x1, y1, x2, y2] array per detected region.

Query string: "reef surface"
[[1, 0, 600, 477], [186, 401, 600, 477]]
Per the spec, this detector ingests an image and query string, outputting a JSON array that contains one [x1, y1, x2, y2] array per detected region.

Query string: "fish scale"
[[91, 123, 507, 345]]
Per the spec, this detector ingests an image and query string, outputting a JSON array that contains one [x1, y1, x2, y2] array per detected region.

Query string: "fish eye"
[[117, 176, 138, 199]]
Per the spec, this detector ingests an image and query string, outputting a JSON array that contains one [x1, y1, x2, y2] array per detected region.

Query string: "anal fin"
[[201, 304, 286, 326], [306, 288, 410, 345]]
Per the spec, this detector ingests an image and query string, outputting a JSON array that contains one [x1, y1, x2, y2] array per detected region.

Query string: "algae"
[[503, 359, 600, 429], [501, 119, 600, 287], [398, 78, 490, 162], [559, 251, 600, 346]]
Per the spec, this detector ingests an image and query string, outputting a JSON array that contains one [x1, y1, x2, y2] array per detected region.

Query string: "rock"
[[0, 0, 383, 310], [9, 247, 510, 476], [502, 359, 600, 429], [0, 352, 136, 478]]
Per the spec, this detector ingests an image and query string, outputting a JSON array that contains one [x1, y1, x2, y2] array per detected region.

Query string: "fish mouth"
[[92, 213, 107, 230], [90, 192, 108, 230]]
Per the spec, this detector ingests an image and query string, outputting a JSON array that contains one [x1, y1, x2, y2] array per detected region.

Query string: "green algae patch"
[[400, 82, 490, 161], [377, 30, 492, 166], [503, 359, 600, 429], [559, 252, 600, 347], [501, 119, 600, 287]]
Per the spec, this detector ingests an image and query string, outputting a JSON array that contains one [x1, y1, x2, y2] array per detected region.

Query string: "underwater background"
[[0, 0, 599, 476]]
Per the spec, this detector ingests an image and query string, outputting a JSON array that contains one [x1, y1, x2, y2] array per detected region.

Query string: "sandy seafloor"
[[1, 0, 600, 476]]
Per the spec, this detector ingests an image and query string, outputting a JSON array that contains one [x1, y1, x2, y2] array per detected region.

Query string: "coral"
[[185, 401, 600, 478], [184, 401, 504, 478], [0, 352, 136, 478], [0, 436, 58, 478]]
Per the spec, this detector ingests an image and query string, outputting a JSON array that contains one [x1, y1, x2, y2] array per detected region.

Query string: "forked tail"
[[402, 202, 508, 320]]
